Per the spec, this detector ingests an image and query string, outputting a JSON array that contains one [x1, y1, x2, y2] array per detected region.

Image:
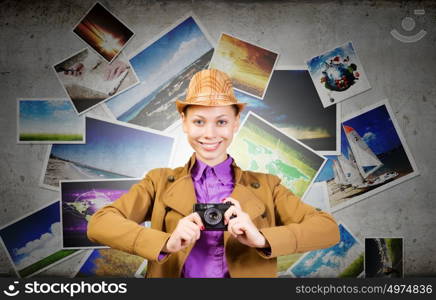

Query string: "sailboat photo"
[[331, 125, 399, 193], [319, 101, 419, 212]]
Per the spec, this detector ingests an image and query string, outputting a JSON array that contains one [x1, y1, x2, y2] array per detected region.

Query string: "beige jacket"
[[87, 154, 340, 277]]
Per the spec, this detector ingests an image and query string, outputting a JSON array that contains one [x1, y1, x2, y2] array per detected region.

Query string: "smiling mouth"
[[199, 140, 223, 151]]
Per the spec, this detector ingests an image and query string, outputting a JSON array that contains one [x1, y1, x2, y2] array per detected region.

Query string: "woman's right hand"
[[162, 212, 204, 253]]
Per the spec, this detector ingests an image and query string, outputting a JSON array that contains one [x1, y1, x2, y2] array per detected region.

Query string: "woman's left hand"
[[223, 197, 269, 248]]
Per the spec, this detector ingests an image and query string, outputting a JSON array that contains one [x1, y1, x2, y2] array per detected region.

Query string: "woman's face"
[[182, 105, 240, 166]]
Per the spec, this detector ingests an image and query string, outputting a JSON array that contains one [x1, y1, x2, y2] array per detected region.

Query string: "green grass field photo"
[[18, 249, 78, 278], [19, 133, 83, 142]]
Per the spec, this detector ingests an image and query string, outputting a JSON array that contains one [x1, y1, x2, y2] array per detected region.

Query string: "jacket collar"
[[163, 153, 265, 220]]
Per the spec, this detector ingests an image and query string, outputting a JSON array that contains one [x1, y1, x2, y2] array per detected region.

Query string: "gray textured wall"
[[0, 0, 435, 277]]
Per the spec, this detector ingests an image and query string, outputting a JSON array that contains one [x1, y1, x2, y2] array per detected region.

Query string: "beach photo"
[[40, 116, 175, 191], [285, 223, 363, 278], [74, 248, 146, 278], [209, 33, 279, 99], [228, 112, 326, 200], [17, 98, 85, 144], [54, 48, 139, 114], [0, 201, 81, 278], [306, 41, 371, 108], [315, 100, 419, 212], [237, 67, 340, 154], [105, 14, 214, 131], [365, 238, 403, 278], [60, 179, 140, 249], [73, 2, 134, 62]]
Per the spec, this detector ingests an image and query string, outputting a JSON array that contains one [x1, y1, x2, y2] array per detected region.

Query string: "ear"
[[181, 112, 187, 133], [233, 113, 240, 133]]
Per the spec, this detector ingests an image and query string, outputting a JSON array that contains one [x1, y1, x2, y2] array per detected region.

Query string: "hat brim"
[[176, 100, 246, 115]]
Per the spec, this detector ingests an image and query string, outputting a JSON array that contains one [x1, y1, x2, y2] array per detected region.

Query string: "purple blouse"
[[181, 155, 235, 278]]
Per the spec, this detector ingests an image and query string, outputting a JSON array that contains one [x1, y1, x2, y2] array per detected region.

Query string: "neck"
[[195, 153, 228, 167]]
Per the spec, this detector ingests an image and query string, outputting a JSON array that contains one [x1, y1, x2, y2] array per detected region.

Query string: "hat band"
[[185, 94, 237, 104]]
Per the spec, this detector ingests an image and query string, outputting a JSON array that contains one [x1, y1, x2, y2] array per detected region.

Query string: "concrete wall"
[[0, 0, 435, 276]]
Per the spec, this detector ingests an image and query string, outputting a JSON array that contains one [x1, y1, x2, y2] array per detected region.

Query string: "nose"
[[203, 123, 217, 139]]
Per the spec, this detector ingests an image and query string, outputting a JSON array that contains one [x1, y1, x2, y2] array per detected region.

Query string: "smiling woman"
[[175, 69, 245, 166], [87, 69, 340, 278], [182, 106, 238, 166]]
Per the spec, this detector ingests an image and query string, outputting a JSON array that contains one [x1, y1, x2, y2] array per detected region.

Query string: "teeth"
[[199, 141, 222, 149], [203, 143, 218, 147], [200, 141, 222, 145]]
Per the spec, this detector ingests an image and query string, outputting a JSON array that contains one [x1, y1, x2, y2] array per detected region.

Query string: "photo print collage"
[[6, 2, 418, 278]]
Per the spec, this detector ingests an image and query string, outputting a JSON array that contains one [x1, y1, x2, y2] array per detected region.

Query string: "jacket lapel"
[[230, 183, 265, 221], [163, 175, 197, 217], [162, 154, 197, 217], [230, 163, 265, 220], [224, 164, 266, 255]]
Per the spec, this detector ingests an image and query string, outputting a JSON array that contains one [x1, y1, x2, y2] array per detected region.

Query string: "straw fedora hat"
[[175, 69, 246, 114]]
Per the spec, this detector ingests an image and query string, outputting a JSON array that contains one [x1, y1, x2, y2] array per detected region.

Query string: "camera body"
[[193, 203, 233, 231]]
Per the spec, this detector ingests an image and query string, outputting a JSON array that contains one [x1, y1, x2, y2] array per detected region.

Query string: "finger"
[[179, 224, 197, 238], [228, 218, 245, 235], [108, 67, 118, 80], [106, 70, 113, 81], [224, 206, 239, 225], [188, 212, 204, 229], [185, 222, 201, 239], [73, 63, 84, 72], [184, 225, 199, 243], [185, 221, 200, 232], [231, 222, 246, 235], [223, 197, 241, 210], [179, 230, 196, 245], [227, 220, 237, 238], [228, 217, 244, 236], [104, 69, 111, 81], [114, 66, 123, 78]]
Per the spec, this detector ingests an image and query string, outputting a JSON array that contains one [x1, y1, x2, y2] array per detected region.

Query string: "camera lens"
[[203, 207, 222, 226]]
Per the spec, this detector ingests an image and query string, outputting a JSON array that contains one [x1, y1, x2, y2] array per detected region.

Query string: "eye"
[[217, 120, 228, 126], [193, 119, 204, 126]]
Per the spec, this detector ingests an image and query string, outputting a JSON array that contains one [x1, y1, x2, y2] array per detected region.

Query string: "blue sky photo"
[[315, 155, 336, 182], [290, 224, 357, 277], [106, 16, 213, 117], [50, 117, 174, 177], [0, 201, 60, 270], [19, 99, 84, 135], [342, 105, 402, 157]]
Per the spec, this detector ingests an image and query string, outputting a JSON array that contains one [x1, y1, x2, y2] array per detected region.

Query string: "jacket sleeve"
[[87, 169, 171, 262], [258, 175, 340, 258]]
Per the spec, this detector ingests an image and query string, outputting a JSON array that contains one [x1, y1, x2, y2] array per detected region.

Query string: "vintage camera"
[[193, 203, 233, 231]]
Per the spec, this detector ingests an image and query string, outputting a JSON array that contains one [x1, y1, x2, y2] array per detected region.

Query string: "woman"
[[87, 69, 340, 278]]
